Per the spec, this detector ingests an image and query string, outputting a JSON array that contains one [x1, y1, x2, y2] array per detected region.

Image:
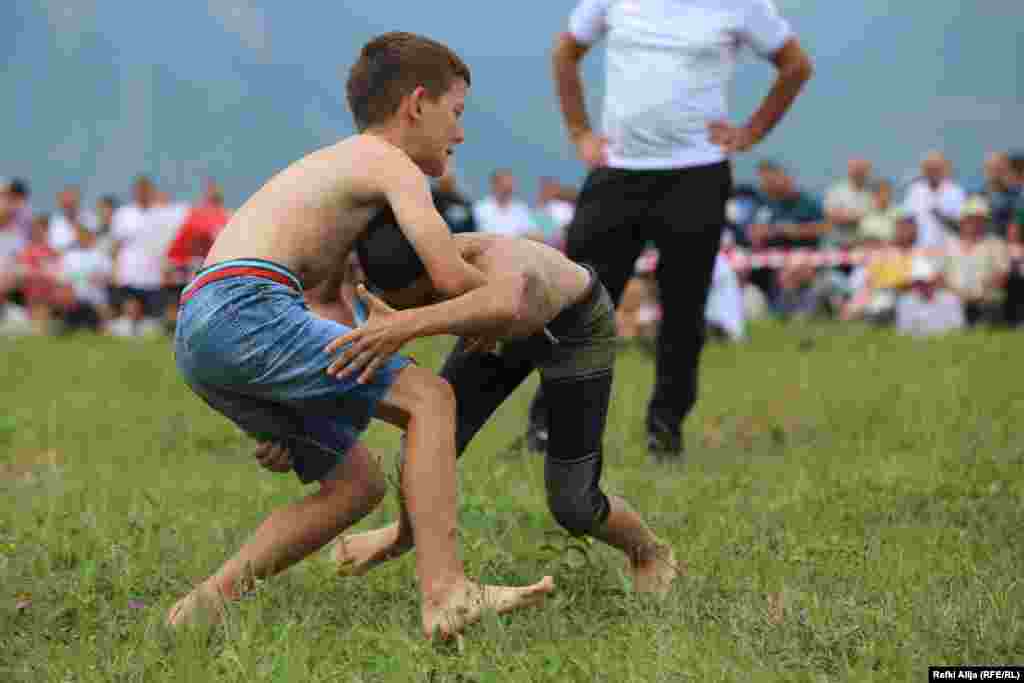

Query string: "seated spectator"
[[747, 160, 831, 316], [943, 196, 1011, 326], [59, 219, 114, 333], [824, 157, 874, 247], [472, 169, 541, 240], [841, 207, 918, 323], [858, 179, 897, 244], [976, 152, 1021, 238], [531, 177, 575, 249], [17, 214, 62, 333], [431, 168, 476, 234], [896, 257, 965, 337], [904, 151, 966, 248], [48, 185, 97, 252]]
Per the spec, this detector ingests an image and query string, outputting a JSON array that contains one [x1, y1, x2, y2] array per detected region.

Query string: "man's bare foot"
[[631, 542, 680, 598], [165, 582, 227, 628], [333, 522, 413, 576], [422, 576, 555, 639]]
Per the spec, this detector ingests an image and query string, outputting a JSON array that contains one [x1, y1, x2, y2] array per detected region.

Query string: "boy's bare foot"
[[333, 522, 413, 576], [165, 581, 227, 628], [631, 542, 680, 598], [422, 576, 555, 639]]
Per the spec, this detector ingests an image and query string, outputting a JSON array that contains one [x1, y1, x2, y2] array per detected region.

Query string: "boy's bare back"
[[204, 135, 416, 290]]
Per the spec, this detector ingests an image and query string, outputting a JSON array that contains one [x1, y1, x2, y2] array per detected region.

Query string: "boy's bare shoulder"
[[341, 135, 418, 173]]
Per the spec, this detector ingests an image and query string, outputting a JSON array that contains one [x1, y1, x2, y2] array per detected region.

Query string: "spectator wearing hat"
[[943, 196, 1011, 326], [895, 257, 965, 337]]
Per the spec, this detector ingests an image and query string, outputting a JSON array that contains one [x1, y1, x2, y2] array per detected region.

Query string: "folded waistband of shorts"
[[180, 259, 302, 304]]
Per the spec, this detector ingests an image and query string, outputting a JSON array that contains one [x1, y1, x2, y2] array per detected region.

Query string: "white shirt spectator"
[[61, 246, 113, 307], [472, 196, 536, 236], [49, 211, 98, 252], [112, 203, 189, 289], [895, 290, 965, 337], [904, 179, 966, 249], [569, 0, 792, 170]]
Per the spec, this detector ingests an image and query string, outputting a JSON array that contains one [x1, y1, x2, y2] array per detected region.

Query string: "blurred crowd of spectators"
[[3, 148, 1023, 342]]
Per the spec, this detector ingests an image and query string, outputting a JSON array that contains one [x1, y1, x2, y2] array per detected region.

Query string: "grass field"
[[1, 323, 1022, 682]]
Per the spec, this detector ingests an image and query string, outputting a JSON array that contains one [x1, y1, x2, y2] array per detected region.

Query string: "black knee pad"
[[542, 371, 613, 536]]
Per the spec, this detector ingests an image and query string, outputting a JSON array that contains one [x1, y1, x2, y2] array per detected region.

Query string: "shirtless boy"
[[168, 32, 553, 638], [262, 214, 680, 597]]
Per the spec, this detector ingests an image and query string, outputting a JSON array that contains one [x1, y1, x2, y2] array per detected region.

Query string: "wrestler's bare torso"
[[205, 135, 419, 290]]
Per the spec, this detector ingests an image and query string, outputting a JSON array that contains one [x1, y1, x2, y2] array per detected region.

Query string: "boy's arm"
[[325, 273, 546, 383], [372, 149, 488, 298]]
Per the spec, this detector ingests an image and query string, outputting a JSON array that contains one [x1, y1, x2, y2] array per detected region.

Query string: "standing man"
[[536, 0, 812, 461]]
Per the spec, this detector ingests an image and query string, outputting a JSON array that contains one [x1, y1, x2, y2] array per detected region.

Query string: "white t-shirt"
[[48, 211, 98, 252], [569, 0, 792, 170], [904, 179, 966, 249], [61, 246, 113, 306], [472, 197, 537, 236], [112, 203, 189, 289]]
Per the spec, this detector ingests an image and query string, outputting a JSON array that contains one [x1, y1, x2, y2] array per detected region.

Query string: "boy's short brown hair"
[[346, 32, 471, 131]]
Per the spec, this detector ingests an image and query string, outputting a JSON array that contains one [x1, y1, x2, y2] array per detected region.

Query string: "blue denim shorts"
[[174, 259, 410, 483]]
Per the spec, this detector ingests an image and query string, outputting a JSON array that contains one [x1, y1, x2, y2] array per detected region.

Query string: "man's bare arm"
[[552, 33, 607, 167], [711, 38, 813, 153], [745, 38, 813, 143], [552, 33, 593, 143]]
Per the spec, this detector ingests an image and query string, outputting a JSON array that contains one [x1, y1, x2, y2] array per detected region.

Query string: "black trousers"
[[530, 160, 732, 442]]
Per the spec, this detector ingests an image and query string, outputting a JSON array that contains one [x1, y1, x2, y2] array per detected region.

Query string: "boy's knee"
[[408, 373, 456, 419]]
